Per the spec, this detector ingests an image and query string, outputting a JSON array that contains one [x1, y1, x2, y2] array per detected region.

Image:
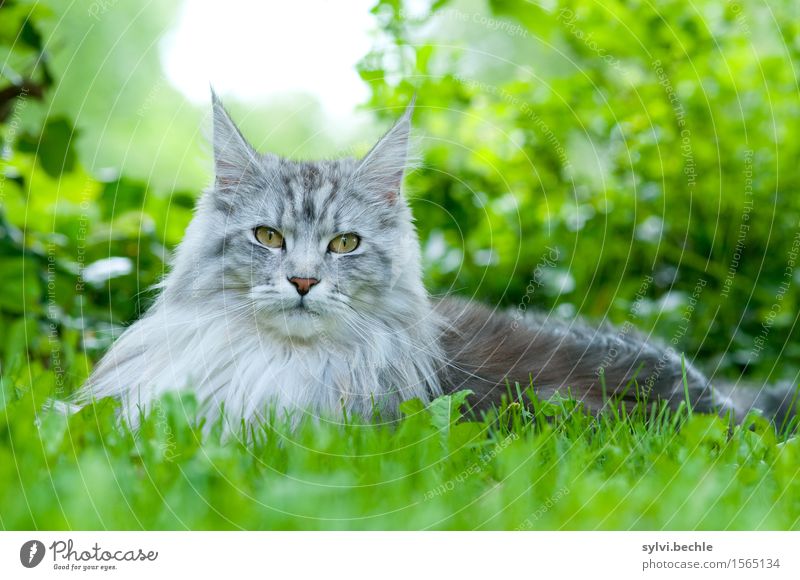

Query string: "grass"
[[1, 363, 799, 531]]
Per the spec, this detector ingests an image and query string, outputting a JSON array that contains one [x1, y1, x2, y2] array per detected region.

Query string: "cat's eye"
[[328, 233, 360, 254], [254, 226, 284, 249]]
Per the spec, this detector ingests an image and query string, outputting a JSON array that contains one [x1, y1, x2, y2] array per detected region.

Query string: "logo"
[[20, 540, 46, 568]]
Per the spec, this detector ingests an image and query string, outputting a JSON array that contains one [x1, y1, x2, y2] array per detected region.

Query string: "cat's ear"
[[210, 88, 259, 201], [355, 96, 416, 204]]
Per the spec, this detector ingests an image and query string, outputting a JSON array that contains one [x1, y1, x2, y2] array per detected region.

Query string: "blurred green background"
[[1, 0, 799, 394]]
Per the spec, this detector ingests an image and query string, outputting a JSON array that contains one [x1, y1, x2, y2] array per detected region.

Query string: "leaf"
[[18, 117, 77, 177], [428, 390, 473, 447], [0, 257, 41, 314], [399, 397, 425, 416]]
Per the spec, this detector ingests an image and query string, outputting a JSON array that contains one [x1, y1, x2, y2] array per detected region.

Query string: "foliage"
[[360, 0, 800, 381], [1, 374, 798, 530], [1, 0, 799, 530]]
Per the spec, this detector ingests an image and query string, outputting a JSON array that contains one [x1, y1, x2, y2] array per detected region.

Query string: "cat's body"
[[75, 94, 796, 432]]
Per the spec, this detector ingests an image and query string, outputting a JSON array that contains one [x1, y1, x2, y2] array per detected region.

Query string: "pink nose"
[[288, 277, 319, 296]]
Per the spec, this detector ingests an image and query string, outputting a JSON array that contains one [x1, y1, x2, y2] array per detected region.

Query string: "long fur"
[[434, 297, 797, 425], [73, 95, 797, 434]]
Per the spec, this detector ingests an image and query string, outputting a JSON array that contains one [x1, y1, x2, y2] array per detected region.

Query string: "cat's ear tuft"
[[210, 88, 259, 202], [355, 95, 416, 204]]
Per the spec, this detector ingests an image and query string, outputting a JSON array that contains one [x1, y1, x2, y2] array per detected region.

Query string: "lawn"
[[2, 0, 800, 533], [2, 369, 798, 530]]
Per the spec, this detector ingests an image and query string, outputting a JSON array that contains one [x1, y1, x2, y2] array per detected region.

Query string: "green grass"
[[1, 366, 799, 531]]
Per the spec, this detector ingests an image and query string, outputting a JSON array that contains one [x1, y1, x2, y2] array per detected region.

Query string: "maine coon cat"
[[74, 93, 796, 432]]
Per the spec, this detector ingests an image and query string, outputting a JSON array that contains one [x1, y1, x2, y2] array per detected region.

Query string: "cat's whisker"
[[164, 300, 257, 327]]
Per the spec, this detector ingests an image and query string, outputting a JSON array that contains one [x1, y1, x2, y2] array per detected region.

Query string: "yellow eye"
[[254, 226, 284, 248], [328, 233, 360, 254]]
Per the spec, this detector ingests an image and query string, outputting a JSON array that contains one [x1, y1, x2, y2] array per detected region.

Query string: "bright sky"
[[161, 0, 376, 118]]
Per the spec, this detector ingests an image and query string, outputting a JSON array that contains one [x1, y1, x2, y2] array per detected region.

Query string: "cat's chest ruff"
[[254, 342, 351, 388], [226, 336, 377, 406]]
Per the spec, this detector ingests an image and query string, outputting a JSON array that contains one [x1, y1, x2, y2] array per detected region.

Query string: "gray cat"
[[74, 93, 797, 432]]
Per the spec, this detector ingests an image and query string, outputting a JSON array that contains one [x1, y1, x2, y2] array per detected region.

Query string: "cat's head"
[[171, 92, 426, 344]]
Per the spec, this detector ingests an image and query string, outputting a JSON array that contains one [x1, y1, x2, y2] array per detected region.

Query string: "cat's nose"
[[288, 277, 319, 296]]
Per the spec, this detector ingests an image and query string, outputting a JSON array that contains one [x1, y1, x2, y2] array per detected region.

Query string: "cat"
[[73, 92, 797, 433]]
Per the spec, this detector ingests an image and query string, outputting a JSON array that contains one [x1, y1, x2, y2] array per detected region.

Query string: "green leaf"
[[428, 390, 473, 447], [18, 117, 77, 177]]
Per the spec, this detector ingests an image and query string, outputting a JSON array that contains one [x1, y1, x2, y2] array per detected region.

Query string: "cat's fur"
[[74, 93, 797, 433]]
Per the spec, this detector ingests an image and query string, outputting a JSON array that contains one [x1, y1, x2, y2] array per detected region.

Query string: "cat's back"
[[430, 295, 669, 410]]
